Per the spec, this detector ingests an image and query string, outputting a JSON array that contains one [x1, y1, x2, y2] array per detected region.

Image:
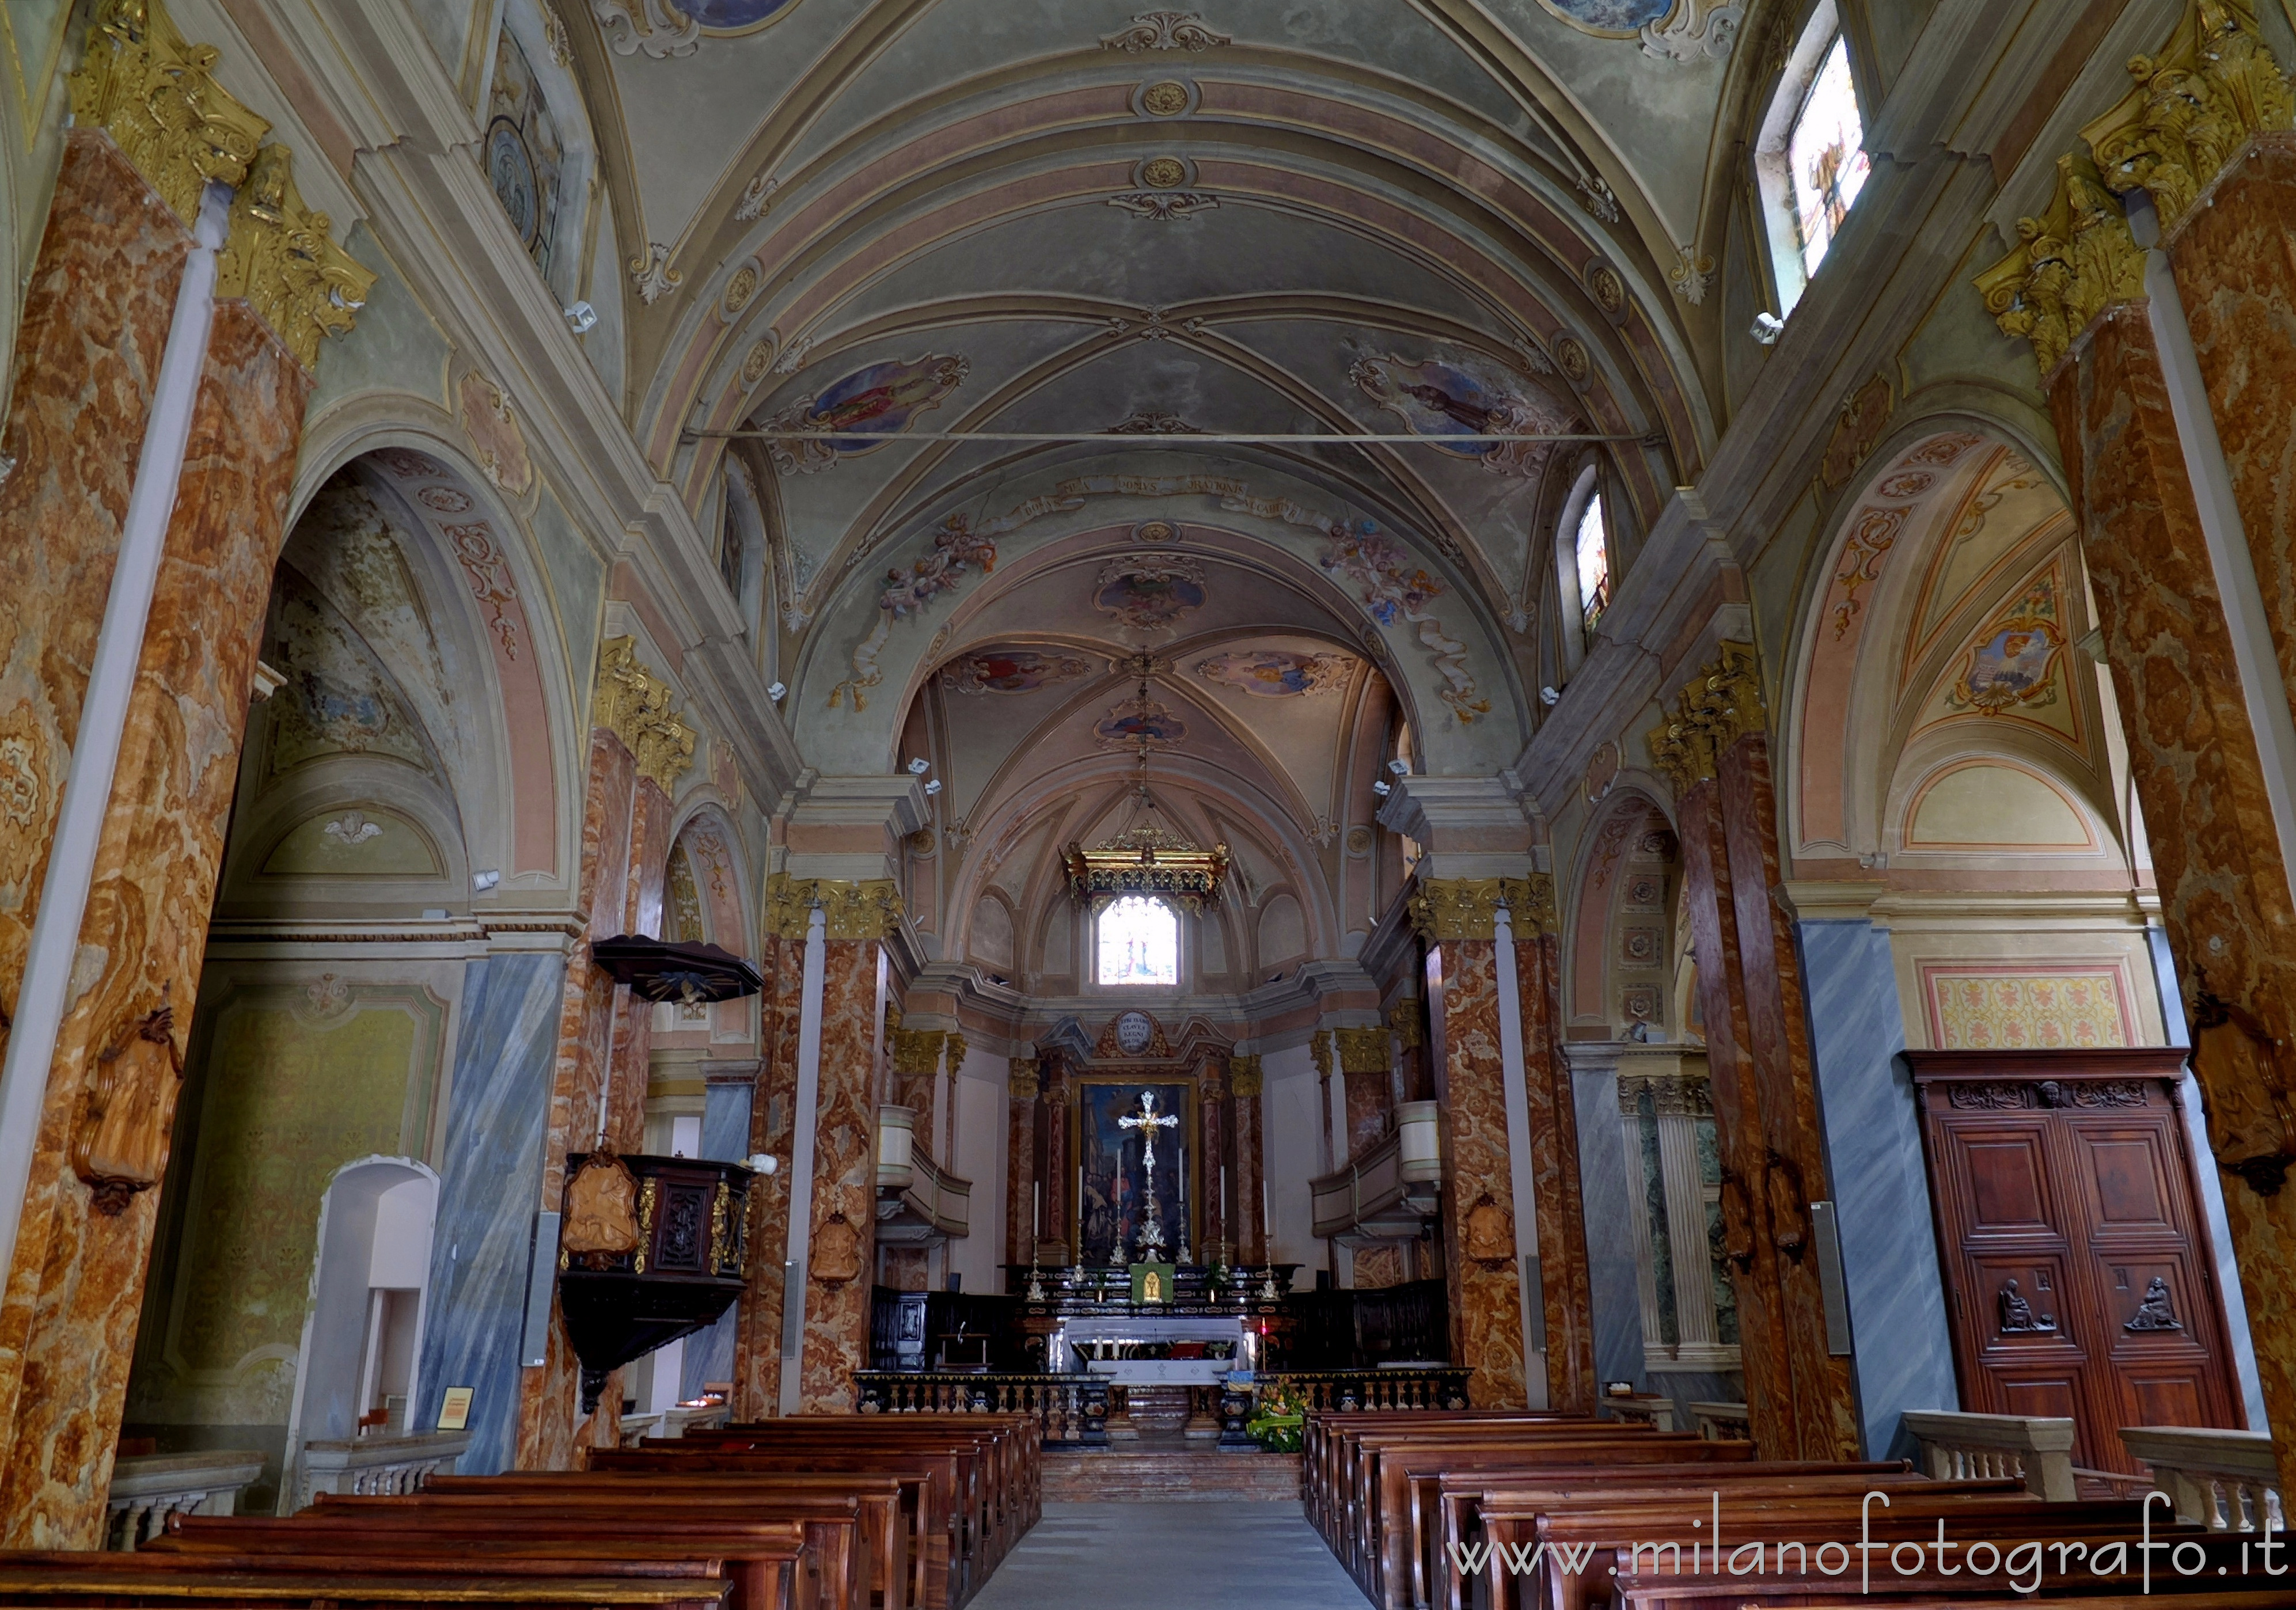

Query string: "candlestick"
[[1033, 1180, 1042, 1240], [1262, 1178, 1273, 1263]]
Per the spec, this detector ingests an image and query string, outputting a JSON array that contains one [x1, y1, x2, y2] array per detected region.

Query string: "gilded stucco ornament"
[[1975, 153, 2147, 376], [1228, 1054, 1263, 1098], [70, 0, 269, 228], [593, 636, 698, 791], [1407, 876, 1553, 941], [215, 144, 376, 371], [763, 872, 903, 940], [1008, 1057, 1042, 1097], [1646, 640, 1764, 794], [1335, 1027, 1392, 1076], [2082, 0, 2294, 234]]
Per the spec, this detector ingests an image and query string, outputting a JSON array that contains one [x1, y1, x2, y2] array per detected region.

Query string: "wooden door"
[[1910, 1049, 2244, 1471]]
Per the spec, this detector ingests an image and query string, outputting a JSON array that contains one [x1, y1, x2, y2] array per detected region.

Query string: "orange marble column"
[[1417, 914, 1527, 1409], [1005, 1058, 1038, 1269], [1042, 1054, 1073, 1262], [1336, 1028, 1395, 1154], [791, 880, 897, 1413], [1229, 1056, 1266, 1264], [1198, 1053, 1229, 1260], [0, 294, 310, 1544], [733, 932, 802, 1417], [517, 645, 695, 1464], [1512, 909, 1597, 1415], [2047, 297, 2296, 1491], [1652, 654, 1859, 1461]]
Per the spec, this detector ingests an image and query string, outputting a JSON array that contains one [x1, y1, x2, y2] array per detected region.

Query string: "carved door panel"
[[1911, 1050, 2242, 1473]]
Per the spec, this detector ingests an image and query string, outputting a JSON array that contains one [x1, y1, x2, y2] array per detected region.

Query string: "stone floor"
[[970, 1501, 1363, 1610]]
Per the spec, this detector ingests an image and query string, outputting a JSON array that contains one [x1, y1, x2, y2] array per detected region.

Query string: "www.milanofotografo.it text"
[[1445, 1491, 2286, 1595]]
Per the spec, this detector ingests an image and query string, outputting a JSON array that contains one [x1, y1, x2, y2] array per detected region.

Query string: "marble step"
[[1041, 1450, 1304, 1502]]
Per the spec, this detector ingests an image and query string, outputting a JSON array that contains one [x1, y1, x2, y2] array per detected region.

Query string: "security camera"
[[1386, 758, 1410, 777], [767, 682, 786, 701], [1539, 686, 1561, 707], [1372, 780, 1391, 798], [746, 1152, 779, 1176], [564, 301, 598, 334], [907, 757, 931, 776], [1750, 312, 1784, 345], [472, 869, 502, 893], [924, 779, 943, 795]]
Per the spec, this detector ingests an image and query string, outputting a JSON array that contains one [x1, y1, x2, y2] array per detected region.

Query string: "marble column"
[[2051, 299, 2296, 1483], [1198, 1054, 1229, 1259], [733, 931, 803, 1418], [681, 1071, 757, 1399], [1984, 85, 2296, 1492], [0, 28, 372, 1529], [1417, 916, 1527, 1409], [1042, 1054, 1073, 1262], [1796, 912, 1954, 1460], [1336, 1028, 1395, 1155], [415, 949, 566, 1476], [1649, 1077, 1720, 1354], [1512, 911, 1596, 1414], [790, 878, 898, 1412], [1229, 1057, 1266, 1264], [1006, 1058, 1039, 1269], [517, 643, 696, 1465]]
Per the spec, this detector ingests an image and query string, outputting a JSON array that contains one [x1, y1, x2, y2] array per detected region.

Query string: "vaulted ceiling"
[[546, 0, 1753, 976]]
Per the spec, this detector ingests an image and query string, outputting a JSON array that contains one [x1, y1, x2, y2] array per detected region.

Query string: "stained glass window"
[[1574, 491, 1611, 632], [1788, 37, 1868, 278], [1098, 895, 1178, 986]]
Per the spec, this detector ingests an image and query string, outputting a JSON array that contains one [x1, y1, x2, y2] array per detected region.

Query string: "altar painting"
[[1076, 1080, 1193, 1266]]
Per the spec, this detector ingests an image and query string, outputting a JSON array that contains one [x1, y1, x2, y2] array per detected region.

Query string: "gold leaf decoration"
[[70, 0, 269, 228], [592, 636, 697, 791], [1227, 1054, 1263, 1098], [2082, 0, 2294, 234], [1334, 1027, 1391, 1076], [215, 143, 376, 371], [1406, 876, 1551, 941], [763, 872, 904, 940], [1975, 153, 2149, 376], [1646, 640, 1765, 795]]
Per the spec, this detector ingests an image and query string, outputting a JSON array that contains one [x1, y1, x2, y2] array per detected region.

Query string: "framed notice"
[[437, 1387, 474, 1431]]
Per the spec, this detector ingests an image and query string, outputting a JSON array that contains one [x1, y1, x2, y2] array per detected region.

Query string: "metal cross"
[[1118, 1089, 1179, 1175]]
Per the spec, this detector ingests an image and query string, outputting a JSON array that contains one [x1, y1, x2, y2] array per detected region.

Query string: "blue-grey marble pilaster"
[[413, 951, 563, 1474], [681, 1078, 756, 1399], [2149, 927, 2269, 1430], [1798, 919, 1958, 1459], [1569, 1047, 1648, 1393]]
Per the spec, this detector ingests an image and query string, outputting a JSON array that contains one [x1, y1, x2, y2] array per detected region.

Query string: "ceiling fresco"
[[534, 0, 1763, 972]]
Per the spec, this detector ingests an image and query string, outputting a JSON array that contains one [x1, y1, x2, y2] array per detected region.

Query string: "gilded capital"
[[215, 143, 375, 371], [594, 636, 698, 792], [890, 1027, 946, 1074], [1335, 1026, 1392, 1076], [1388, 1005, 1425, 1051], [1975, 153, 2147, 375], [71, 0, 268, 227], [1407, 876, 1544, 941], [1311, 1029, 1334, 1080], [1008, 1058, 1041, 1098], [2082, 0, 2293, 235], [1228, 1054, 1263, 1098], [1646, 640, 1765, 795], [764, 871, 904, 940]]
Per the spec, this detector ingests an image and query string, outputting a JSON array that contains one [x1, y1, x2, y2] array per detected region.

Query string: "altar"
[[1052, 1312, 1252, 1382]]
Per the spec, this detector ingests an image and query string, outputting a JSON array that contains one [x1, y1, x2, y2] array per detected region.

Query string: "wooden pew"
[[168, 1499, 834, 1610], [590, 1445, 965, 1609], [428, 1472, 903, 1610], [0, 1562, 740, 1610]]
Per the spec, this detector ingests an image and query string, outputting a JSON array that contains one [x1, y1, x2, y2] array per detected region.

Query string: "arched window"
[[1097, 895, 1178, 986], [1787, 37, 1868, 278], [1574, 490, 1611, 633], [1754, 3, 1868, 317]]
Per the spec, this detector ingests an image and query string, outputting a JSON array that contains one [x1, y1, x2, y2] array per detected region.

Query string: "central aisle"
[[969, 1501, 1361, 1610]]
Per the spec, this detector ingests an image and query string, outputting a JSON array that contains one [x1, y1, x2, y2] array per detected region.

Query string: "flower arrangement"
[[1245, 1379, 1306, 1454]]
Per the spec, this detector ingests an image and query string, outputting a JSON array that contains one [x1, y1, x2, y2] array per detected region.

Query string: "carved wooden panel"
[[1911, 1047, 2242, 1471]]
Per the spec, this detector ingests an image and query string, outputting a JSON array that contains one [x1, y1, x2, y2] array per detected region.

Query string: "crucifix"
[[1118, 1090, 1181, 1261]]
